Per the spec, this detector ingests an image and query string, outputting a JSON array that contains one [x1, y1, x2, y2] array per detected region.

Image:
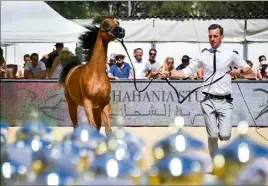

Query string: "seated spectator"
[[0, 55, 6, 78], [6, 64, 18, 79], [23, 54, 31, 67], [41, 43, 64, 76], [49, 47, 73, 79], [176, 55, 191, 70], [257, 60, 268, 80], [241, 60, 256, 80], [108, 54, 133, 80], [176, 55, 197, 80], [24, 53, 46, 79], [152, 57, 175, 79], [144, 49, 160, 79], [132, 48, 146, 79]]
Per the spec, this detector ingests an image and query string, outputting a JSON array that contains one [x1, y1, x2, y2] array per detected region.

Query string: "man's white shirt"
[[183, 44, 250, 95], [132, 59, 146, 79]]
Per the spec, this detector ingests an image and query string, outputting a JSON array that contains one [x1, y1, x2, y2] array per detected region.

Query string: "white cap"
[[62, 47, 69, 52]]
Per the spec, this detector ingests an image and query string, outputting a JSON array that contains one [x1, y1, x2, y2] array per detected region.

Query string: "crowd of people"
[[0, 44, 268, 80]]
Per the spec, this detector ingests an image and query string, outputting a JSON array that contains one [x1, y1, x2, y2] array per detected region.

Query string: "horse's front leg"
[[83, 99, 97, 129], [102, 103, 112, 136]]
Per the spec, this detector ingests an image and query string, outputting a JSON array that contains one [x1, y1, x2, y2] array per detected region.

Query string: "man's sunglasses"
[[150, 53, 156, 56]]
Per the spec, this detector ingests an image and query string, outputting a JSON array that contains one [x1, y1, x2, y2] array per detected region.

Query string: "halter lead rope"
[[117, 39, 231, 104]]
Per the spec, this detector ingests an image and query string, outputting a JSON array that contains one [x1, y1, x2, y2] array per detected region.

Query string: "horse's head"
[[99, 17, 125, 41]]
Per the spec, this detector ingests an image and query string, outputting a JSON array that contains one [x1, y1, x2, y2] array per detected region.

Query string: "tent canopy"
[[72, 18, 268, 42], [0, 1, 87, 45]]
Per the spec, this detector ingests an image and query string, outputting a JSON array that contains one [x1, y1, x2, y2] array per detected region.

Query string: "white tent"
[[72, 18, 268, 70], [0, 1, 87, 45]]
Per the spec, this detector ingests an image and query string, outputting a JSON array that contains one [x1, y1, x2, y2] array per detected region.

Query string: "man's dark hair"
[[258, 55, 266, 62], [30, 53, 39, 58], [134, 48, 143, 53], [208, 24, 224, 35], [149, 48, 157, 54], [24, 54, 30, 59]]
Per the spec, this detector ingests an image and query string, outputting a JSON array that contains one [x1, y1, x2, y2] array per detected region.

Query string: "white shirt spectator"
[[183, 44, 250, 95], [144, 60, 160, 72], [24, 61, 46, 75], [132, 59, 146, 79]]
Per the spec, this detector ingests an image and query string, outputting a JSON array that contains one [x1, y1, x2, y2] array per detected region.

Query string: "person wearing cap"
[[176, 55, 197, 80], [176, 55, 191, 70], [108, 54, 133, 80], [257, 60, 268, 80], [41, 43, 64, 75], [49, 47, 73, 79], [160, 24, 252, 161]]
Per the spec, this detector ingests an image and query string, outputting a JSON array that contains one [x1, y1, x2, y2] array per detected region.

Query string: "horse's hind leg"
[[65, 91, 78, 127], [83, 99, 97, 129], [102, 103, 112, 135]]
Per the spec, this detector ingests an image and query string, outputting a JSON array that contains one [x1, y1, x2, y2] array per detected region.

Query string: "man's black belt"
[[203, 92, 232, 100]]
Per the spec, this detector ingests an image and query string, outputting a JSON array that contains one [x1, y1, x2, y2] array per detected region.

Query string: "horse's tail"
[[59, 56, 81, 87]]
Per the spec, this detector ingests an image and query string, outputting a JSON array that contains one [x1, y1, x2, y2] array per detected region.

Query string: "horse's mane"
[[78, 15, 116, 62], [78, 26, 99, 62]]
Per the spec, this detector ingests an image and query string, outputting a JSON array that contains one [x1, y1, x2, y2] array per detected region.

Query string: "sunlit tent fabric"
[[72, 18, 268, 42], [0, 1, 87, 45]]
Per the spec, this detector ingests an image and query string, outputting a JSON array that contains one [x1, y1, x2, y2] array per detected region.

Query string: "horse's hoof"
[[105, 127, 112, 136]]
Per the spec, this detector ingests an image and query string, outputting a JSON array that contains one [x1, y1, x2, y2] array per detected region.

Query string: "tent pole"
[[14, 44, 16, 64], [243, 19, 248, 60], [128, 1, 131, 16], [4, 46, 7, 62]]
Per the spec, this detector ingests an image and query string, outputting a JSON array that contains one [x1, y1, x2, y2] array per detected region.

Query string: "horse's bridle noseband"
[[100, 20, 125, 39]]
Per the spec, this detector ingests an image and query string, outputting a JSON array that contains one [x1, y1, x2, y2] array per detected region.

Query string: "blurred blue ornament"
[[152, 130, 205, 161], [236, 157, 268, 185], [153, 153, 204, 176], [0, 120, 9, 141], [219, 135, 268, 162], [91, 151, 137, 178], [31, 169, 76, 185], [71, 124, 106, 150], [106, 128, 145, 162]]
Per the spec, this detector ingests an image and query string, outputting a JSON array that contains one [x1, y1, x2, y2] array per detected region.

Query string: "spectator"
[[49, 47, 73, 79], [24, 53, 46, 79], [239, 60, 256, 80], [0, 55, 6, 78], [6, 64, 18, 79], [258, 55, 266, 63], [41, 43, 64, 75], [257, 60, 268, 80], [108, 54, 133, 79], [153, 57, 175, 79], [132, 48, 146, 79], [23, 54, 31, 67], [176, 55, 191, 70], [176, 55, 197, 79], [144, 48, 160, 79]]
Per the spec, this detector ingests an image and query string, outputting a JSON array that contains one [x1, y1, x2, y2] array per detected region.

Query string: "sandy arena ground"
[[7, 126, 268, 170]]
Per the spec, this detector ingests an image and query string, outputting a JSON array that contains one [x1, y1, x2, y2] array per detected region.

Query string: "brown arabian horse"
[[59, 17, 125, 134]]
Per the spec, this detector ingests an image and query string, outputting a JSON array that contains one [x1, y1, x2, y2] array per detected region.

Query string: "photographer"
[[257, 60, 268, 80]]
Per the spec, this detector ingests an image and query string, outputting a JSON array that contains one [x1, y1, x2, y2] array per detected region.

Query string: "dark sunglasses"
[[150, 53, 156, 56]]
